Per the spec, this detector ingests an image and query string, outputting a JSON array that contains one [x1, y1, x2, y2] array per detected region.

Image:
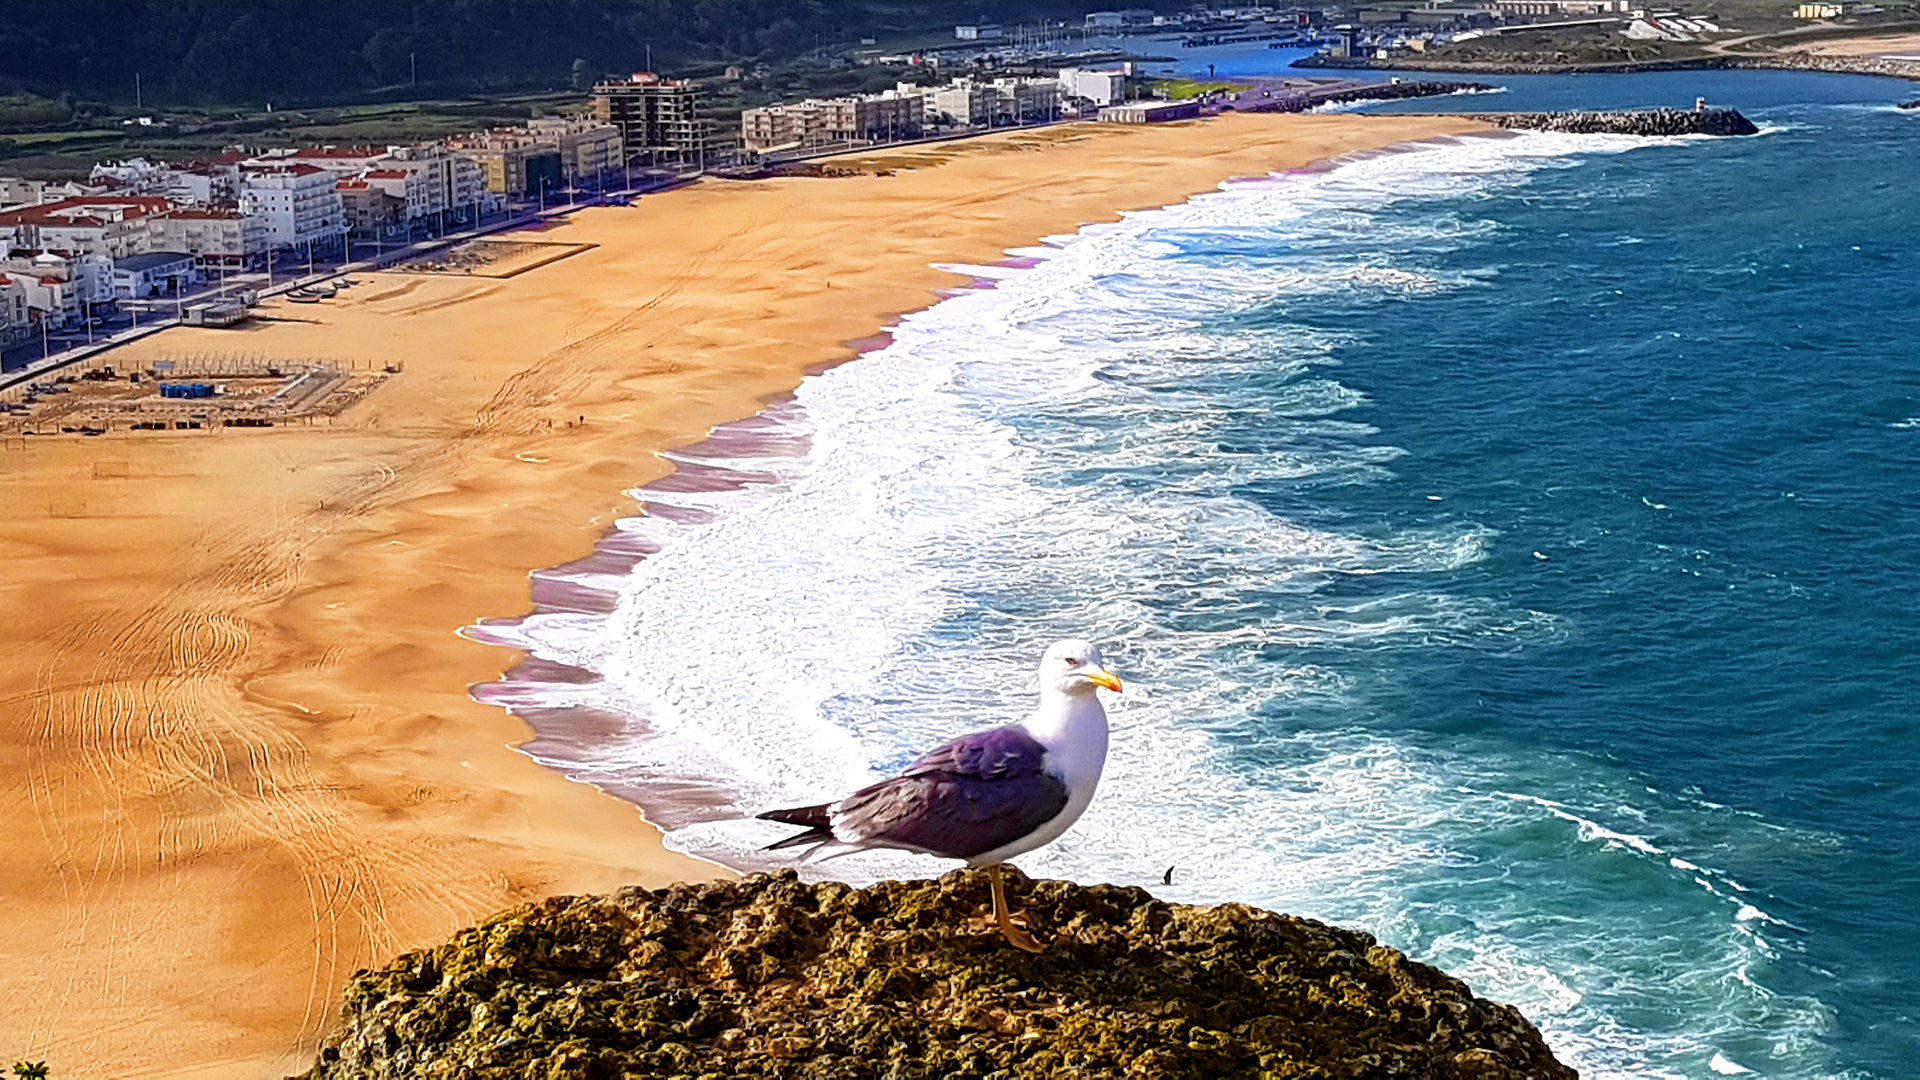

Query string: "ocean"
[[470, 67, 1920, 1078]]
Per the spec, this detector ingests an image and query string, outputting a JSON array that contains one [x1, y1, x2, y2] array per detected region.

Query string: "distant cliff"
[[300, 869, 1577, 1080], [1471, 106, 1760, 136]]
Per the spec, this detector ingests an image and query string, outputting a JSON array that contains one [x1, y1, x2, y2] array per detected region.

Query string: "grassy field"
[[1145, 78, 1252, 99], [1428, 27, 1706, 65], [0, 90, 589, 179], [0, 93, 74, 131]]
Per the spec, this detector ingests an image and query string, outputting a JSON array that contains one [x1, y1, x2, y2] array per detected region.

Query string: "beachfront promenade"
[[0, 115, 1096, 398], [0, 182, 674, 396]]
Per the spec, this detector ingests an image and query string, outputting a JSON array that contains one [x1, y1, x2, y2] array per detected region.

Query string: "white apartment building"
[[931, 79, 995, 126], [262, 143, 485, 219], [160, 151, 248, 205], [353, 169, 427, 221], [0, 178, 99, 209], [1, 252, 114, 329], [88, 158, 169, 194], [146, 208, 270, 269], [239, 164, 345, 250], [1059, 67, 1128, 107], [388, 145, 488, 217], [929, 77, 1062, 127], [741, 92, 926, 151], [524, 118, 626, 181], [0, 274, 30, 347], [0, 196, 173, 259], [361, 146, 488, 222]]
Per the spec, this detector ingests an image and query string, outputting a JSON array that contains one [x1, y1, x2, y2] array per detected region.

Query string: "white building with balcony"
[[239, 164, 345, 252], [353, 147, 488, 224], [0, 195, 173, 260], [146, 208, 270, 269], [1, 252, 115, 329]]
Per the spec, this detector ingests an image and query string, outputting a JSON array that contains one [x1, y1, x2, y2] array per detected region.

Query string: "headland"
[[300, 869, 1577, 1079], [0, 110, 1488, 1078]]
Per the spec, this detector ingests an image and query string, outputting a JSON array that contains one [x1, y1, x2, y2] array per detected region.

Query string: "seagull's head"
[[1041, 638, 1123, 697]]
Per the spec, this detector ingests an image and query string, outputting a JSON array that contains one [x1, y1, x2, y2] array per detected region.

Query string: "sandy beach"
[[1790, 30, 1920, 57], [0, 110, 1484, 1078]]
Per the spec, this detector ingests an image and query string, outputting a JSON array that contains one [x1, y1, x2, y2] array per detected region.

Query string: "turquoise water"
[[476, 75, 1919, 1078]]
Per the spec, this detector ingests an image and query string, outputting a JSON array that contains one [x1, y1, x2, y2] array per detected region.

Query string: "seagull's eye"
[[1064, 658, 1079, 666]]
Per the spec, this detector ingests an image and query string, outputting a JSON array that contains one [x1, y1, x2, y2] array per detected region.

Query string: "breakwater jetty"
[[1235, 77, 1497, 114], [1315, 78, 1499, 105], [1471, 105, 1760, 135]]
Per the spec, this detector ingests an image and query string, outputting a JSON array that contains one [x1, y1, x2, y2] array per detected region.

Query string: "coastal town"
[[3, 1, 1920, 1078], [6, 0, 1915, 425], [0, 53, 1302, 394]]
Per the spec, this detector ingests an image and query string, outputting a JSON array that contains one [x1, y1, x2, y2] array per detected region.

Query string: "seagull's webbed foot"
[[985, 863, 1047, 953], [995, 916, 1046, 954]]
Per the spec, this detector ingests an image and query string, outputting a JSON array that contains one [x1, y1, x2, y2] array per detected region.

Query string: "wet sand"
[[0, 111, 1486, 1078]]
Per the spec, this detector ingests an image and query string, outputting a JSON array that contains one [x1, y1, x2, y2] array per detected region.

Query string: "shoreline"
[[0, 111, 1485, 1078], [465, 128, 1541, 879]]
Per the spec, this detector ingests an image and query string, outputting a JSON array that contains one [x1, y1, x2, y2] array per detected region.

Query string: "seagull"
[[757, 639, 1123, 952]]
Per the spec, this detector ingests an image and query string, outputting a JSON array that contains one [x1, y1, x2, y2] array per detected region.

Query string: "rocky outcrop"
[[1471, 106, 1760, 135], [300, 869, 1577, 1080], [1736, 51, 1920, 82]]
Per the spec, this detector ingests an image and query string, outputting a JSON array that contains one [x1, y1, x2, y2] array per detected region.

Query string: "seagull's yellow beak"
[[1085, 667, 1124, 693]]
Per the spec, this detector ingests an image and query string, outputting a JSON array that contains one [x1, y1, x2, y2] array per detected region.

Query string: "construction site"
[[0, 351, 400, 436]]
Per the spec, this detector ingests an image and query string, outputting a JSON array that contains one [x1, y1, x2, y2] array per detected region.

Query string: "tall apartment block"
[[591, 72, 711, 171]]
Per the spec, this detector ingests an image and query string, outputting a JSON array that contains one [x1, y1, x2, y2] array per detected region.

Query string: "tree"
[[12, 1062, 50, 1080]]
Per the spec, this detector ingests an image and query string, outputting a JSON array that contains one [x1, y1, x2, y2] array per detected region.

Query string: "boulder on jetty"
[[1471, 106, 1759, 136], [300, 869, 1576, 1080]]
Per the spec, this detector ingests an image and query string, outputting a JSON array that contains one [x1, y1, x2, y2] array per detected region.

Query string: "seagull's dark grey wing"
[[831, 725, 1068, 860]]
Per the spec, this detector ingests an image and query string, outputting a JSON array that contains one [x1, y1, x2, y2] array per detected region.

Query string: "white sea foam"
[[475, 131, 1843, 1079]]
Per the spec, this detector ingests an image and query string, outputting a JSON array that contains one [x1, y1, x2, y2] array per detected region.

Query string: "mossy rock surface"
[[302, 868, 1577, 1079]]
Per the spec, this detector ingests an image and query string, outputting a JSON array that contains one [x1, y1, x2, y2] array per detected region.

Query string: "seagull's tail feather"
[[758, 802, 832, 830], [758, 802, 834, 852]]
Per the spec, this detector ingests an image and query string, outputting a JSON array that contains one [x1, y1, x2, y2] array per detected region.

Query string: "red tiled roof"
[[0, 194, 176, 229], [361, 169, 410, 179], [292, 146, 385, 159], [245, 162, 329, 176]]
